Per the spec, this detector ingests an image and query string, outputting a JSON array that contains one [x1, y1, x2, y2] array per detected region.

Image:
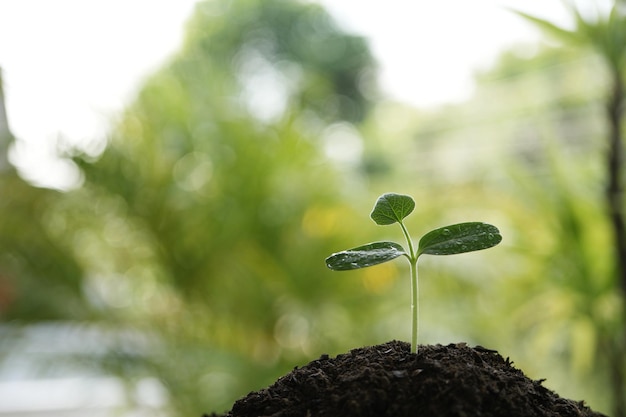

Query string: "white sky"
[[0, 0, 570, 189]]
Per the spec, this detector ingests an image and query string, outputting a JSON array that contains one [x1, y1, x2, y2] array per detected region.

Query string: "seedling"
[[325, 193, 502, 354]]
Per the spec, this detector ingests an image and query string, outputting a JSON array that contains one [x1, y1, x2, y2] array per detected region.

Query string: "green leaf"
[[417, 222, 502, 257], [325, 241, 406, 271], [512, 9, 582, 44], [370, 193, 415, 225]]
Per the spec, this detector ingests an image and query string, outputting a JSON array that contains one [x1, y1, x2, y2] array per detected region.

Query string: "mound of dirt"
[[206, 340, 607, 417]]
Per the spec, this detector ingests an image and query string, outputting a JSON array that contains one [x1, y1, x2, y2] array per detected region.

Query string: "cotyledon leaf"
[[417, 222, 502, 257], [325, 241, 407, 271]]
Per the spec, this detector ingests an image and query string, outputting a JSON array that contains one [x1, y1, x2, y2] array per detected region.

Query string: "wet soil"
[[206, 340, 607, 417]]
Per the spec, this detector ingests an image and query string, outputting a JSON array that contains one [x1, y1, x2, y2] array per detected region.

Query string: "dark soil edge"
[[206, 340, 608, 417]]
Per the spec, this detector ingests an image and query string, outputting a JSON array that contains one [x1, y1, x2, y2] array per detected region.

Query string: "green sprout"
[[325, 193, 502, 354]]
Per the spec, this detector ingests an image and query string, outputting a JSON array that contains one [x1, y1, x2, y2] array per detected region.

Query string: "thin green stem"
[[399, 221, 419, 354], [410, 258, 419, 354], [399, 221, 416, 259]]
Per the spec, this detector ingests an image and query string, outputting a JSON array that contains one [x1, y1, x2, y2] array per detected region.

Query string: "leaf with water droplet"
[[325, 241, 407, 271], [370, 193, 415, 226], [417, 222, 502, 257]]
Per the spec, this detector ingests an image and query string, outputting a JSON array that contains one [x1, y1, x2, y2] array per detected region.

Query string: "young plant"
[[325, 193, 502, 354]]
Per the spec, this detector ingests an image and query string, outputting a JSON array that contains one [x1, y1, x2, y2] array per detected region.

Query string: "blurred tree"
[[63, 0, 379, 414], [0, 69, 102, 387], [0, 70, 91, 323], [514, 4, 626, 416]]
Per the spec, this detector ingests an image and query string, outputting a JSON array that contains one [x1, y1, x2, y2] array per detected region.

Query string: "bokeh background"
[[0, 0, 625, 416]]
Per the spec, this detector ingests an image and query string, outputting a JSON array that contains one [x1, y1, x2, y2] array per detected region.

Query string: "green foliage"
[[182, 0, 376, 124], [0, 172, 90, 321], [369, 193, 415, 225], [0, 69, 90, 323], [326, 193, 501, 353], [62, 0, 379, 414], [326, 193, 502, 269], [2, 1, 623, 416], [514, 3, 626, 71], [324, 241, 406, 271], [513, 5, 626, 416], [417, 223, 502, 256]]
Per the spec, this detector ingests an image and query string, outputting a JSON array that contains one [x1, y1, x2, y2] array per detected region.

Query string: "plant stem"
[[398, 221, 416, 258], [399, 221, 419, 354], [410, 257, 419, 354]]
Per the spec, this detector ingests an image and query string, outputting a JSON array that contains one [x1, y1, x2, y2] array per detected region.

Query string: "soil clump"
[[206, 340, 607, 417]]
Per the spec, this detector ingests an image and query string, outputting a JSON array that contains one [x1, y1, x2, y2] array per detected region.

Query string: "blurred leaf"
[[325, 241, 406, 270], [514, 4, 626, 69], [417, 222, 502, 256], [513, 10, 581, 44]]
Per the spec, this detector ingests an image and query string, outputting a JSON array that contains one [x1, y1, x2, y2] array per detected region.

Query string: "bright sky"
[[0, 0, 570, 190]]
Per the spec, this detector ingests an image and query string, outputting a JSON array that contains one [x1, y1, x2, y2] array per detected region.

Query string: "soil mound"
[[206, 340, 607, 417]]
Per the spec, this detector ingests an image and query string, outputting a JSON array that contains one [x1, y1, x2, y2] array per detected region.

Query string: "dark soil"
[[206, 340, 607, 417]]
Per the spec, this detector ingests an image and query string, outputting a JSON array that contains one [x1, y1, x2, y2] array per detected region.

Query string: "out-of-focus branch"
[[0, 68, 13, 172], [606, 68, 626, 293]]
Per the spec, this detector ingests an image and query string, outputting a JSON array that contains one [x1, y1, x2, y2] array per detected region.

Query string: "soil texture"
[[206, 340, 607, 417]]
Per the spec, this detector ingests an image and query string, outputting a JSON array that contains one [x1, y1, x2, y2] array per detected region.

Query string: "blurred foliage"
[[511, 4, 626, 416], [0, 1, 624, 416], [0, 74, 92, 323], [0, 174, 88, 320], [64, 0, 381, 414]]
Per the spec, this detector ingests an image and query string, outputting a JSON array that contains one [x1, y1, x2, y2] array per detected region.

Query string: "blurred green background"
[[1, 0, 625, 416]]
